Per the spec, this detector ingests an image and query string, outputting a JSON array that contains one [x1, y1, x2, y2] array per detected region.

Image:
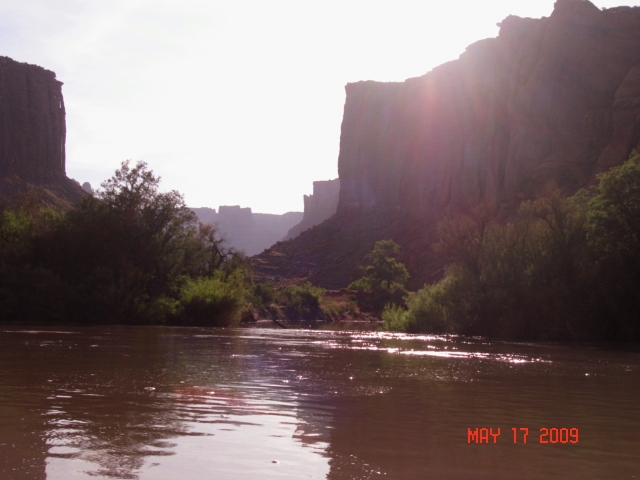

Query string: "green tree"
[[30, 160, 245, 324], [32, 161, 200, 320], [0, 160, 252, 325], [349, 240, 409, 291], [382, 274, 473, 334], [0, 192, 68, 322], [585, 150, 640, 339], [386, 193, 593, 339], [276, 282, 324, 320], [587, 151, 640, 259]]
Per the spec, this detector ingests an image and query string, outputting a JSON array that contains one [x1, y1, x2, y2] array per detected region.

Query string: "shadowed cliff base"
[[252, 211, 446, 290], [252, 0, 640, 289], [0, 177, 86, 209]]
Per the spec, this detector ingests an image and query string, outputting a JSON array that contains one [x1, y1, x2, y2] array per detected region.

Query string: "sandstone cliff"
[[0, 56, 85, 207], [338, 0, 640, 215], [253, 0, 640, 288], [285, 179, 340, 240]]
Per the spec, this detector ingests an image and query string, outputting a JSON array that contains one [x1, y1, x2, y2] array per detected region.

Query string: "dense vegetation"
[[0, 161, 251, 326], [0, 161, 357, 326], [348, 239, 409, 312], [4, 152, 639, 338], [251, 281, 329, 320], [383, 151, 640, 341]]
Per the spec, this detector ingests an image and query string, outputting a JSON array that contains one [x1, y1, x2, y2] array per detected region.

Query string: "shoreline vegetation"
[[382, 152, 640, 342], [1, 153, 639, 342], [0, 160, 372, 329]]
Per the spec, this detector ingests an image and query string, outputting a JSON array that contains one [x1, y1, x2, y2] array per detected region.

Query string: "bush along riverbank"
[[0, 160, 376, 327], [0, 161, 252, 327], [245, 282, 377, 325], [4, 152, 640, 340], [381, 152, 640, 342]]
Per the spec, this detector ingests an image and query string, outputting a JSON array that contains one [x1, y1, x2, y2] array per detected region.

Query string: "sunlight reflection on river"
[[0, 326, 638, 479]]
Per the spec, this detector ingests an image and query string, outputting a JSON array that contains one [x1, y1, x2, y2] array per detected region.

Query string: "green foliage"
[[29, 161, 207, 322], [386, 152, 640, 340], [348, 240, 409, 291], [348, 240, 410, 315], [411, 194, 593, 339], [276, 282, 324, 320], [382, 274, 474, 334], [252, 282, 276, 308], [0, 160, 248, 326], [250, 281, 351, 321], [405, 274, 475, 334], [583, 151, 640, 338], [381, 303, 409, 332], [318, 298, 343, 319], [177, 271, 247, 327], [0, 209, 33, 260], [587, 151, 640, 259]]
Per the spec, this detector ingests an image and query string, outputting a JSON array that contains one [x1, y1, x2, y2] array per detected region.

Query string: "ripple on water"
[[1, 326, 638, 479]]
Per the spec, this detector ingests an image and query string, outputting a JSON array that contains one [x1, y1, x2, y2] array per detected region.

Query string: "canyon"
[[192, 179, 339, 256], [253, 0, 640, 289], [3, 0, 640, 288]]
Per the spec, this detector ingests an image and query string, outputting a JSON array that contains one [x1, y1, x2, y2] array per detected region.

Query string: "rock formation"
[[253, 0, 640, 288], [0, 56, 85, 206], [191, 206, 302, 256], [285, 179, 340, 240], [338, 0, 640, 216]]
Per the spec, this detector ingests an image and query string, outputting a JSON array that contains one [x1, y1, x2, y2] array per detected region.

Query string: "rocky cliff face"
[[0, 56, 84, 206], [338, 0, 640, 216], [253, 0, 640, 288], [192, 206, 302, 256], [285, 179, 340, 240], [0, 56, 66, 181]]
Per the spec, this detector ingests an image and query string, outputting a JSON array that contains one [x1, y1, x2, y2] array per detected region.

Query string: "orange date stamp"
[[467, 427, 579, 444]]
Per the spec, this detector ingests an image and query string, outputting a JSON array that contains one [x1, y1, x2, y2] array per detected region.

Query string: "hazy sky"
[[1, 0, 637, 213]]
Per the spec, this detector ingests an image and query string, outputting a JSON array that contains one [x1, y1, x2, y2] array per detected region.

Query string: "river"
[[0, 325, 638, 479]]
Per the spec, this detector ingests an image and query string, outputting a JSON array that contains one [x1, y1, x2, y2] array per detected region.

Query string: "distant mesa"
[[253, 0, 640, 289], [192, 179, 339, 256], [0, 56, 85, 207], [191, 205, 302, 257]]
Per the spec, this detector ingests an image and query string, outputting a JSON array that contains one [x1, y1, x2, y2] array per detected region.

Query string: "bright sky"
[[1, 0, 637, 213]]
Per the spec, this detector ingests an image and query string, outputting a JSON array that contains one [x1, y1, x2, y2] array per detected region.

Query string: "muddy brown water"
[[0, 326, 638, 479]]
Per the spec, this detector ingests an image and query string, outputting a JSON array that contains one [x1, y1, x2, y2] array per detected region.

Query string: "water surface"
[[0, 326, 638, 479]]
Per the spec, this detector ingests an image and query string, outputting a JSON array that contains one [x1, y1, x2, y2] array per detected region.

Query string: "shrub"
[[177, 271, 246, 327], [382, 274, 473, 334], [381, 303, 410, 331], [277, 282, 324, 320], [253, 282, 276, 308], [348, 240, 409, 291], [584, 150, 640, 339]]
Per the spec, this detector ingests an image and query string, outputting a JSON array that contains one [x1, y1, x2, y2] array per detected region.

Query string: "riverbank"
[[250, 318, 383, 331], [243, 288, 381, 325]]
